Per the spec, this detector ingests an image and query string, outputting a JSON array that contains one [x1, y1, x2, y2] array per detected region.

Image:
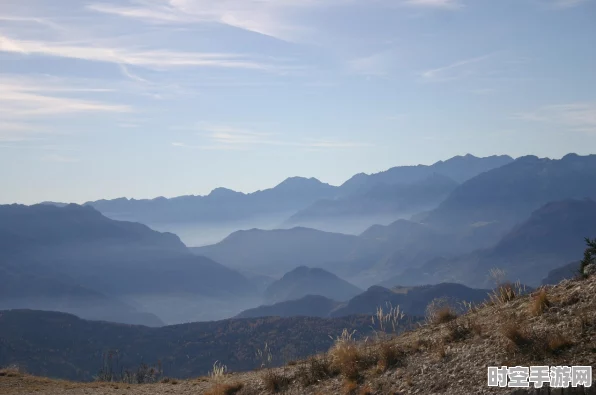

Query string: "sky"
[[1, 0, 595, 204]]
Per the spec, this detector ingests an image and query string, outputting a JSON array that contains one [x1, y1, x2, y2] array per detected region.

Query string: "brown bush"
[[261, 370, 291, 393], [205, 382, 244, 395], [376, 341, 404, 372], [529, 289, 551, 316], [0, 366, 22, 378], [444, 320, 472, 343], [296, 356, 336, 387], [546, 333, 573, 354], [501, 321, 532, 348]]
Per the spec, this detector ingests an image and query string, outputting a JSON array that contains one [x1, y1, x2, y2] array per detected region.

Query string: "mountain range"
[[0, 204, 259, 325], [42, 154, 513, 246], [394, 198, 596, 287], [236, 282, 491, 319]]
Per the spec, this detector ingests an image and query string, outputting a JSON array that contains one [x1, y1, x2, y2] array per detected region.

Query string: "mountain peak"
[[208, 187, 243, 198], [275, 177, 325, 189]]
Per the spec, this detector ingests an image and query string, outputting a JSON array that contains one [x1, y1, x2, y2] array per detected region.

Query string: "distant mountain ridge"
[[263, 266, 362, 304], [425, 153, 596, 231], [191, 227, 381, 278], [396, 198, 596, 287], [86, 176, 338, 224], [0, 204, 258, 325], [286, 173, 459, 233], [40, 154, 514, 246], [235, 282, 491, 319], [236, 295, 342, 319], [338, 154, 513, 195]]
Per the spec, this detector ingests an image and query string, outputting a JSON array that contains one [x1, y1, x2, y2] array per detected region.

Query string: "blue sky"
[[1, 0, 595, 204]]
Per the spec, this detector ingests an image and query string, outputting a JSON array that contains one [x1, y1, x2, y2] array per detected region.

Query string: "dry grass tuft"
[[426, 298, 458, 325], [546, 333, 573, 355], [376, 341, 404, 372], [205, 382, 244, 395], [434, 341, 447, 361], [342, 379, 359, 395], [529, 288, 551, 316], [444, 320, 472, 343], [296, 356, 336, 387], [490, 283, 518, 305], [501, 321, 532, 348], [329, 329, 366, 382], [0, 366, 22, 377], [358, 385, 373, 395], [261, 370, 291, 393]]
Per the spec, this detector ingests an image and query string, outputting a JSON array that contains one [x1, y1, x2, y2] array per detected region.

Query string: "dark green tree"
[[580, 237, 596, 275]]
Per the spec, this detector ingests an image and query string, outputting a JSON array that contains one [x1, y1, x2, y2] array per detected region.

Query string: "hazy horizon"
[[2, 0, 595, 204]]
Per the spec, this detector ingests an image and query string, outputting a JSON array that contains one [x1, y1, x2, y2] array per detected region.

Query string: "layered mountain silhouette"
[[424, 154, 596, 233], [263, 266, 362, 304], [191, 227, 381, 278], [286, 174, 458, 233], [236, 295, 342, 319], [330, 283, 490, 318], [338, 154, 513, 195], [236, 282, 491, 319], [88, 177, 337, 224], [43, 154, 513, 246], [0, 204, 257, 324], [396, 198, 596, 287]]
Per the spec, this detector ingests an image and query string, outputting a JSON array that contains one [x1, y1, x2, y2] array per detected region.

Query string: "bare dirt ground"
[[2, 274, 596, 395]]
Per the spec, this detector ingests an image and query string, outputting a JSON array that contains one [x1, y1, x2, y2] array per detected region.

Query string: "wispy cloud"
[[0, 35, 287, 72], [173, 123, 373, 151], [347, 51, 399, 77], [516, 102, 596, 133], [546, 0, 592, 8], [0, 75, 132, 122], [420, 54, 493, 82], [87, 0, 314, 42], [400, 0, 463, 9]]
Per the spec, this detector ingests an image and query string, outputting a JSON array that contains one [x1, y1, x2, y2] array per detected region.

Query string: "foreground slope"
[[2, 268, 595, 394]]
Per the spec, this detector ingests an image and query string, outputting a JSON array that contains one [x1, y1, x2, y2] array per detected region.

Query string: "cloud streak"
[[0, 75, 132, 121], [546, 0, 592, 8], [172, 123, 374, 151], [401, 0, 463, 9], [516, 102, 596, 133], [420, 54, 493, 81], [0, 35, 287, 72]]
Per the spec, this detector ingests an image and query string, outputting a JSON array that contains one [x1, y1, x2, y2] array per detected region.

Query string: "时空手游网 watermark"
[[488, 366, 592, 388]]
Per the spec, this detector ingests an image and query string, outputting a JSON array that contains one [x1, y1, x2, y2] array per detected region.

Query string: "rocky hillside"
[[2, 270, 595, 394]]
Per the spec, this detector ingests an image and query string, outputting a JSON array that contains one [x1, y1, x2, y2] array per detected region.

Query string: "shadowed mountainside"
[[263, 266, 362, 304], [0, 310, 378, 382], [191, 227, 381, 278], [236, 282, 492, 320], [424, 154, 596, 234], [0, 204, 257, 324], [236, 295, 342, 319], [286, 173, 459, 234], [396, 199, 596, 288]]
